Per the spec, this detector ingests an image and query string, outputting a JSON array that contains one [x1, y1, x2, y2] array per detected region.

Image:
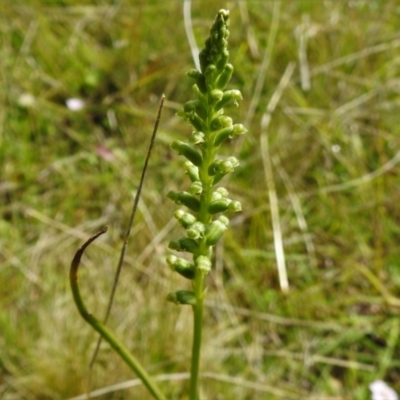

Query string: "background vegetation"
[[1, 0, 399, 399]]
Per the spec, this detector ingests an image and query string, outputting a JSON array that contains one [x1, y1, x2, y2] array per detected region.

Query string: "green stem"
[[70, 228, 167, 400], [189, 271, 205, 400], [188, 135, 215, 399]]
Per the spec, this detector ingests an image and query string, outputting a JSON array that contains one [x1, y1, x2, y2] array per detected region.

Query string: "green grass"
[[1, 0, 400, 399]]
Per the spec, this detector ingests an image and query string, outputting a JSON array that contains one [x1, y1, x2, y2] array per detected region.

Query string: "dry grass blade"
[[243, 0, 281, 130], [89, 95, 165, 369], [183, 0, 200, 71], [260, 62, 296, 293]]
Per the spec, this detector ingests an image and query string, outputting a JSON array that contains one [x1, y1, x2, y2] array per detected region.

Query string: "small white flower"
[[66, 98, 85, 111], [370, 380, 398, 400], [18, 93, 36, 108]]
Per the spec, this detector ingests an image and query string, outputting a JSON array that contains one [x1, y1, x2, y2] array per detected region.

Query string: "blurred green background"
[[1, 0, 399, 399]]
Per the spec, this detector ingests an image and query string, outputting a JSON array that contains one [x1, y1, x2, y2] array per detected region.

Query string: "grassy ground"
[[1, 0, 399, 399]]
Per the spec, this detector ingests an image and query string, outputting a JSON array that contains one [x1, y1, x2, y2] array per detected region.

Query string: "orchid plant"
[[165, 8, 246, 399]]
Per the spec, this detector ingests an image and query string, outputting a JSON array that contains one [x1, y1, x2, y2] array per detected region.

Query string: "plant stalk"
[[187, 134, 215, 399], [189, 272, 205, 400]]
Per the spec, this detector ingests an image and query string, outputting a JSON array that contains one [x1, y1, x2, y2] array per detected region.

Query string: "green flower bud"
[[166, 255, 195, 280], [218, 38, 228, 49], [167, 290, 196, 306], [215, 63, 233, 88], [219, 157, 238, 170], [185, 161, 200, 182], [176, 109, 186, 117], [219, 215, 230, 226], [188, 180, 203, 195], [211, 115, 233, 130], [210, 89, 224, 102], [166, 254, 178, 265], [208, 198, 231, 214], [204, 64, 216, 85], [222, 158, 237, 175], [169, 237, 199, 253], [208, 157, 238, 176], [228, 200, 242, 212], [187, 221, 205, 240], [171, 140, 203, 166], [183, 100, 200, 112], [205, 219, 228, 246], [210, 190, 223, 202], [210, 187, 228, 202], [192, 83, 202, 97], [190, 131, 205, 145], [232, 124, 247, 136], [167, 191, 200, 212], [167, 190, 180, 202], [174, 209, 197, 228], [215, 90, 243, 110], [195, 256, 212, 274], [187, 69, 201, 79], [226, 157, 239, 168], [215, 187, 229, 197]]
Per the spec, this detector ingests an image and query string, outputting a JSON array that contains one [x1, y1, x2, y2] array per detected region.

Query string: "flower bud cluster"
[[167, 9, 247, 305]]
